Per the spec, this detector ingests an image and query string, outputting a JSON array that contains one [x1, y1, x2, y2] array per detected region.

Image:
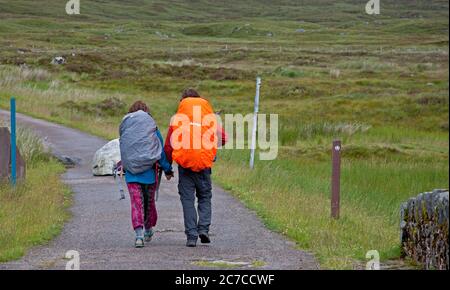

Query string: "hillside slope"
[[1, 0, 449, 22]]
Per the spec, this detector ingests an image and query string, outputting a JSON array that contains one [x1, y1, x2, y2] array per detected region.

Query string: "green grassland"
[[0, 0, 448, 268], [0, 125, 71, 262]]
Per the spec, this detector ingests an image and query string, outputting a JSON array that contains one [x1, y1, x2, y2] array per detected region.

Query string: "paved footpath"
[[0, 110, 318, 270]]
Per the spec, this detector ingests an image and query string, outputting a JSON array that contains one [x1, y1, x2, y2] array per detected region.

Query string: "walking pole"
[[155, 168, 163, 202], [10, 98, 17, 186], [113, 162, 126, 201], [250, 77, 261, 170]]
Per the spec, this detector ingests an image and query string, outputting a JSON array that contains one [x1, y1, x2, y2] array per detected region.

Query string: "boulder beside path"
[[92, 139, 121, 176]]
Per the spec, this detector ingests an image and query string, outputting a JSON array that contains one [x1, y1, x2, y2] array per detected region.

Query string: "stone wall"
[[400, 189, 449, 270]]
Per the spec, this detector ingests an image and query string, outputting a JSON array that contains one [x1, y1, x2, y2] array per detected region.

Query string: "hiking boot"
[[144, 230, 154, 243], [199, 233, 211, 244], [186, 239, 197, 248], [135, 238, 145, 248]]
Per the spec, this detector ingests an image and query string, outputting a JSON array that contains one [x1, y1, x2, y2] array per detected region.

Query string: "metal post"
[[10, 98, 16, 186], [331, 140, 341, 219], [250, 77, 261, 169]]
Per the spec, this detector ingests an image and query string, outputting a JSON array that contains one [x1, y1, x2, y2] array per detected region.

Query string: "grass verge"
[[0, 128, 71, 262], [213, 150, 447, 269]]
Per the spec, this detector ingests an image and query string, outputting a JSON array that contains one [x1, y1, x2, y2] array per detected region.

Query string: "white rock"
[[51, 56, 66, 65], [92, 139, 121, 176]]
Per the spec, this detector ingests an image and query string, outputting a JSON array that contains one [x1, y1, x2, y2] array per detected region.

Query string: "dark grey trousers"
[[178, 166, 213, 240]]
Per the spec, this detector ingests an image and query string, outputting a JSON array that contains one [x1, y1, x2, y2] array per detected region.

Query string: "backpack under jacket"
[[170, 97, 218, 172]]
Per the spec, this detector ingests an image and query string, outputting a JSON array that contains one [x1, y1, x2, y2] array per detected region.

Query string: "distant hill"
[[0, 0, 448, 23]]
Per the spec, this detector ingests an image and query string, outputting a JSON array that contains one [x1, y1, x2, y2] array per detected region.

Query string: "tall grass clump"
[[0, 121, 49, 165], [0, 66, 50, 87], [16, 127, 49, 164], [281, 121, 372, 145], [298, 122, 372, 140]]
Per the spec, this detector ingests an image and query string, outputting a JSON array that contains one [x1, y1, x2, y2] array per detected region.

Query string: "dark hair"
[[128, 100, 149, 114], [181, 89, 201, 99]]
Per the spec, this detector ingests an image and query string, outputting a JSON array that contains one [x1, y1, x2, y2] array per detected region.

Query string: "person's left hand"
[[165, 171, 175, 181]]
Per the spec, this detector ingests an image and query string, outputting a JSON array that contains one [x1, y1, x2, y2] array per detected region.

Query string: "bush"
[[59, 97, 127, 117]]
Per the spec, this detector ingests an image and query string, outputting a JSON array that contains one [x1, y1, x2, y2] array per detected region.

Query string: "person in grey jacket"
[[121, 101, 174, 248]]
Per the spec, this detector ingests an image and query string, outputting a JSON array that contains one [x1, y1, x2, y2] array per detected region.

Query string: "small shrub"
[[19, 67, 50, 82], [274, 67, 305, 78], [298, 122, 372, 140], [59, 97, 127, 117], [343, 144, 404, 159], [65, 63, 97, 74], [329, 68, 341, 79], [413, 63, 435, 72], [416, 96, 448, 106]]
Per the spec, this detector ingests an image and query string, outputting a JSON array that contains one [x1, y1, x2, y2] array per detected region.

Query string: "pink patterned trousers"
[[127, 183, 157, 230]]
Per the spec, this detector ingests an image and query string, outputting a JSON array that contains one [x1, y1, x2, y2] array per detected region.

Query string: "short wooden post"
[[331, 140, 341, 219], [0, 127, 11, 182]]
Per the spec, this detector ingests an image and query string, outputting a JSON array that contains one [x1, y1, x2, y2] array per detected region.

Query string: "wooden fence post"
[[331, 140, 341, 219], [0, 130, 26, 184], [0, 127, 11, 182]]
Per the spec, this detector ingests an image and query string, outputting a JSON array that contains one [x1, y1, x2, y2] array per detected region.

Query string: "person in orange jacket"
[[164, 89, 228, 247]]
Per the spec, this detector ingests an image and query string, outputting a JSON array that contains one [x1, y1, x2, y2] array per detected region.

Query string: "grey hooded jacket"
[[119, 110, 162, 175]]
